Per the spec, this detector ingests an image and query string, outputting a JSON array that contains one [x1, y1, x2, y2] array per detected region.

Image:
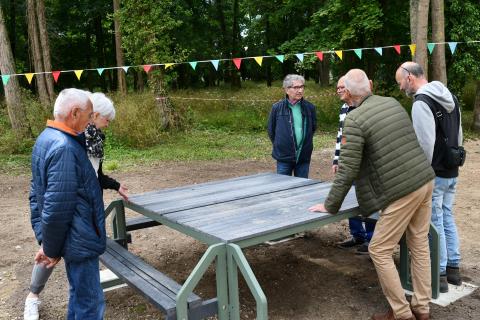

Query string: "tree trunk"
[[473, 80, 480, 133], [113, 0, 126, 94], [9, 0, 16, 59], [0, 4, 30, 138], [36, 0, 54, 101], [230, 0, 241, 88], [94, 15, 107, 92], [410, 0, 419, 43], [415, 0, 429, 79], [27, 0, 50, 107], [319, 60, 330, 87], [431, 0, 447, 84]]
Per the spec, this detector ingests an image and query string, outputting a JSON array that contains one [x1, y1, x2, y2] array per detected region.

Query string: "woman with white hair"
[[24, 92, 128, 320]]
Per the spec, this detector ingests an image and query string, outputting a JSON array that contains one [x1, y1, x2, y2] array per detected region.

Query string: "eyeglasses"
[[336, 85, 345, 91], [400, 66, 411, 75], [288, 85, 305, 90]]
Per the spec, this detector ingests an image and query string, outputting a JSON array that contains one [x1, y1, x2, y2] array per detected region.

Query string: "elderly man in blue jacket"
[[29, 88, 106, 319], [267, 74, 317, 178]]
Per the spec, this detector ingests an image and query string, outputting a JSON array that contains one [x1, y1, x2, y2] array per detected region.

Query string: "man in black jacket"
[[267, 74, 317, 178]]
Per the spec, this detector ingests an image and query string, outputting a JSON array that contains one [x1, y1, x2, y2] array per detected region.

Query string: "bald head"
[[344, 69, 371, 97], [395, 62, 427, 97]]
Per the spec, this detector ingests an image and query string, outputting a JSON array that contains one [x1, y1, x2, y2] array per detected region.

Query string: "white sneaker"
[[24, 297, 41, 320]]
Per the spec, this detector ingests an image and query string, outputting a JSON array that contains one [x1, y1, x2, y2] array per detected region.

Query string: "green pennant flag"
[[354, 49, 362, 59], [97, 68, 105, 75], [1, 75, 10, 85], [275, 55, 284, 63], [189, 61, 197, 70], [427, 43, 435, 54]]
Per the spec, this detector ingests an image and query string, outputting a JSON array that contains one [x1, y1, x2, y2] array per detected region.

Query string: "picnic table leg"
[[227, 247, 240, 320], [176, 243, 229, 320], [110, 200, 128, 248], [399, 223, 441, 299], [227, 244, 268, 320]]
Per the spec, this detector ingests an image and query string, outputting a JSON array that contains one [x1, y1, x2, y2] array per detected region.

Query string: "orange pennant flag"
[[233, 58, 242, 70], [335, 50, 343, 60], [74, 70, 83, 80], [25, 73, 35, 84], [409, 44, 416, 57], [254, 57, 263, 66]]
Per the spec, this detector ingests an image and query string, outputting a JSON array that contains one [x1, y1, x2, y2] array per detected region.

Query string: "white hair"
[[283, 74, 305, 88], [91, 92, 116, 120], [344, 70, 371, 96], [53, 88, 92, 119]]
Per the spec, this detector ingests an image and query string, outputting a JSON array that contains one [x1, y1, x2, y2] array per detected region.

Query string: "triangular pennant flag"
[[1, 75, 10, 85], [275, 55, 284, 63], [254, 56, 263, 66], [448, 42, 458, 54], [335, 50, 343, 60], [74, 70, 83, 80], [97, 68, 105, 75], [25, 73, 35, 84], [315, 52, 324, 61], [409, 44, 416, 57], [122, 66, 130, 73], [233, 58, 242, 70], [295, 53, 304, 62], [210, 60, 219, 70], [189, 61, 197, 70], [165, 63, 174, 69], [427, 43, 436, 54], [393, 45, 401, 54], [374, 47, 383, 55], [143, 65, 152, 73], [354, 49, 362, 59], [52, 71, 61, 83]]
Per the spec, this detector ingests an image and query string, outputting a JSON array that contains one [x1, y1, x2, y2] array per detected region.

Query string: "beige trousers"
[[369, 180, 434, 319]]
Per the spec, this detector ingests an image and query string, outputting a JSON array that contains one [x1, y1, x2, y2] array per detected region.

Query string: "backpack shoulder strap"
[[414, 93, 448, 139]]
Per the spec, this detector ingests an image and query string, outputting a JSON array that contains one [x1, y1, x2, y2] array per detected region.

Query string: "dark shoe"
[[440, 274, 449, 293], [337, 238, 364, 248], [411, 309, 429, 320], [371, 309, 415, 320], [446, 266, 462, 285], [355, 243, 370, 255]]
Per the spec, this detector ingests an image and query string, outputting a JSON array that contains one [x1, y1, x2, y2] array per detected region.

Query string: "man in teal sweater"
[[309, 69, 435, 320]]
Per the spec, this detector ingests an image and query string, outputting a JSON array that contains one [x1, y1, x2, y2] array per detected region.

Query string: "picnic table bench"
[[101, 173, 440, 320]]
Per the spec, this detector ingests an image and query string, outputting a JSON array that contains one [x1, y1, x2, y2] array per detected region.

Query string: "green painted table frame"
[[104, 192, 440, 320]]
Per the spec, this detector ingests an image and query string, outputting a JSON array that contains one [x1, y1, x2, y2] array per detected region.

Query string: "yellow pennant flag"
[[409, 44, 416, 57], [165, 63, 174, 69], [254, 56, 263, 66], [25, 73, 35, 84], [74, 70, 84, 80], [335, 50, 343, 60]]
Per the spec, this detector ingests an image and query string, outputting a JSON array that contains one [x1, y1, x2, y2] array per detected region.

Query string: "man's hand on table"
[[308, 203, 330, 213]]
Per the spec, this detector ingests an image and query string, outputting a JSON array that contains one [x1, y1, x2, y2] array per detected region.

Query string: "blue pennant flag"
[[122, 66, 130, 73], [448, 42, 458, 54], [374, 47, 383, 56], [295, 53, 304, 62], [211, 60, 219, 70]]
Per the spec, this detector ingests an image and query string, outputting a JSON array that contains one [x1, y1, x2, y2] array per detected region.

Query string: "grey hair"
[[53, 88, 92, 119], [344, 69, 371, 96], [400, 62, 425, 78], [91, 92, 116, 120], [283, 74, 305, 88]]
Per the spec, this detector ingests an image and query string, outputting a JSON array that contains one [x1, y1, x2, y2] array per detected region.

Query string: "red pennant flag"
[[315, 52, 324, 61], [143, 65, 152, 73], [393, 45, 401, 54], [52, 71, 61, 83], [233, 58, 242, 70]]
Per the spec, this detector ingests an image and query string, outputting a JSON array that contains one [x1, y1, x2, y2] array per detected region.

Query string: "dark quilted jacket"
[[324, 95, 435, 215], [30, 126, 106, 262]]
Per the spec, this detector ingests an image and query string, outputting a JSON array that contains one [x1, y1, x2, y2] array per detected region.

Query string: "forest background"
[[0, 0, 479, 173]]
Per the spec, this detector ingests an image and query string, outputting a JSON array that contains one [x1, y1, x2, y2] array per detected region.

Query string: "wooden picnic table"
[[104, 173, 439, 320]]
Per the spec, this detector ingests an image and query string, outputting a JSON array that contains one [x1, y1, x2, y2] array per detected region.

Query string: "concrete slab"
[[406, 282, 478, 307]]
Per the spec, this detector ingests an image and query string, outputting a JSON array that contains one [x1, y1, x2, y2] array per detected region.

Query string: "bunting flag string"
[[1, 40, 479, 87]]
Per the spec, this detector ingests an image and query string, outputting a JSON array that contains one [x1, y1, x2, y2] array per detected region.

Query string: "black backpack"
[[414, 93, 466, 168]]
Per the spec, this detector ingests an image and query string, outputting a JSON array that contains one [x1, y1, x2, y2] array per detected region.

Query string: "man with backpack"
[[396, 62, 465, 294]]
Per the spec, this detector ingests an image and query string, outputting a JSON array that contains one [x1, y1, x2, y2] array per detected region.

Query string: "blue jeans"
[[431, 176, 460, 274], [65, 257, 105, 320], [349, 218, 376, 242], [276, 161, 310, 178]]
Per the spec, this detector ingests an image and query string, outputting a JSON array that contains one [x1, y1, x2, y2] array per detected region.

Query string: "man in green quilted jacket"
[[309, 69, 435, 320]]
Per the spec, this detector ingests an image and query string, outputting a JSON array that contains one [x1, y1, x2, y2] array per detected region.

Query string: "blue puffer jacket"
[[267, 97, 317, 163], [30, 125, 106, 262]]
